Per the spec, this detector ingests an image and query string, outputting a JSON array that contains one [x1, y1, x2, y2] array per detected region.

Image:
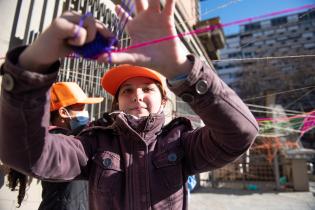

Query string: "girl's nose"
[[132, 89, 144, 102]]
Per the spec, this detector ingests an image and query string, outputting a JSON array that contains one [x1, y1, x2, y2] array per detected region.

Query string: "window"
[[264, 30, 274, 36], [299, 10, 315, 21], [304, 43, 315, 49], [271, 17, 287, 26], [228, 52, 242, 58], [288, 25, 299, 31], [253, 32, 263, 37], [243, 52, 254, 58], [240, 33, 253, 39], [266, 40, 276, 45], [244, 22, 261, 31], [303, 32, 313, 38]]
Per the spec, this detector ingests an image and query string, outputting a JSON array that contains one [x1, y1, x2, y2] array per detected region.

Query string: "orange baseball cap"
[[50, 82, 104, 111], [101, 65, 166, 96]]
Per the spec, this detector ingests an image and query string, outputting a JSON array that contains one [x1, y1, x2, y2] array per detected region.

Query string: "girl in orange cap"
[[101, 65, 168, 117], [0, 0, 258, 209]]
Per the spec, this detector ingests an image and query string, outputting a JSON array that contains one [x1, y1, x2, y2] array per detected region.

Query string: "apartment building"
[[215, 9, 315, 112]]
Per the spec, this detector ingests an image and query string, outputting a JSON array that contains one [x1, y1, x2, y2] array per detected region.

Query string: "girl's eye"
[[143, 87, 151, 92], [143, 86, 155, 92], [121, 88, 133, 94]]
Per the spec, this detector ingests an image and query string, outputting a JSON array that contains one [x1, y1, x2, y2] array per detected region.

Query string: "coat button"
[[168, 153, 177, 162], [195, 80, 208, 95], [103, 158, 112, 168], [181, 93, 194, 103], [2, 73, 14, 91]]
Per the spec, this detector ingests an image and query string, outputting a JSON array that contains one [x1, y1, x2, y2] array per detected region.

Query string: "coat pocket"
[[152, 145, 184, 190], [91, 151, 124, 193]]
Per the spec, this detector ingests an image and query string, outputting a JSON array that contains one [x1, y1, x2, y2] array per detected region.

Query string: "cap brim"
[[102, 65, 163, 96], [77, 97, 104, 104]]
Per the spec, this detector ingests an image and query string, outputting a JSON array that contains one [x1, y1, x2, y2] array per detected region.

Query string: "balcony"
[[194, 17, 226, 60]]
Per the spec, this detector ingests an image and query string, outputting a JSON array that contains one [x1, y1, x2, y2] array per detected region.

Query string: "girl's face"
[[118, 77, 163, 117]]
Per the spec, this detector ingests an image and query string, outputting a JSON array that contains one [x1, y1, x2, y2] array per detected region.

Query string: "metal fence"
[[198, 135, 315, 191], [9, 0, 129, 119], [9, 0, 210, 120]]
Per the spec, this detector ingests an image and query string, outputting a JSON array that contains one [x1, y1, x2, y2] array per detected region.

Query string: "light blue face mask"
[[68, 110, 90, 130]]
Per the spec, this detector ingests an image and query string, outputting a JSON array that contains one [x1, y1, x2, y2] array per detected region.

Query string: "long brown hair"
[[7, 169, 30, 207]]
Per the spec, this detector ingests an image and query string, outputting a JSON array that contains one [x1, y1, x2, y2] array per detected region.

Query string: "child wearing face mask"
[[5, 82, 103, 209], [38, 82, 103, 210], [0, 1, 259, 209], [49, 82, 103, 132]]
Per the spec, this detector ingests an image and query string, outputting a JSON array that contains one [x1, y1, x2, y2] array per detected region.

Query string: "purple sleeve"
[[0, 47, 88, 180], [168, 55, 259, 174]]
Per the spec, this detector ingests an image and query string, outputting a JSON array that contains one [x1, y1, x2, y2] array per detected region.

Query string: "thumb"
[[97, 52, 148, 66]]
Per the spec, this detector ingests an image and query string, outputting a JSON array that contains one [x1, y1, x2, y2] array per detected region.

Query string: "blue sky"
[[199, 0, 315, 35]]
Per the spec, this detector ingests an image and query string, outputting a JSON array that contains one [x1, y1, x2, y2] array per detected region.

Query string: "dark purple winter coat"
[[0, 47, 258, 210]]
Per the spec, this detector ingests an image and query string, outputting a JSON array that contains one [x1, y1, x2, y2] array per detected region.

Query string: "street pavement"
[[0, 178, 314, 210], [189, 183, 315, 210], [0, 178, 42, 210]]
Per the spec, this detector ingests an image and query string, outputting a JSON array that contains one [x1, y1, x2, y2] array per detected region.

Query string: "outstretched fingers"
[[148, 0, 161, 12], [162, 0, 175, 17], [115, 4, 133, 29], [96, 0, 178, 66], [134, 0, 148, 14]]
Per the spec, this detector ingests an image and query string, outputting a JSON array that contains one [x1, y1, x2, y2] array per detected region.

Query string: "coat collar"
[[111, 112, 165, 143]]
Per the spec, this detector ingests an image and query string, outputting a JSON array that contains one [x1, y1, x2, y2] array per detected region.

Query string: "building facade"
[[215, 9, 315, 113]]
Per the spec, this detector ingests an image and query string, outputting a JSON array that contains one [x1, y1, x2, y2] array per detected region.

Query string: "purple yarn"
[[72, 0, 135, 60], [73, 32, 118, 59], [72, 12, 118, 59]]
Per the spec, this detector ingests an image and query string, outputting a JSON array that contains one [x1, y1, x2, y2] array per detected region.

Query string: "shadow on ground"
[[191, 181, 315, 196]]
